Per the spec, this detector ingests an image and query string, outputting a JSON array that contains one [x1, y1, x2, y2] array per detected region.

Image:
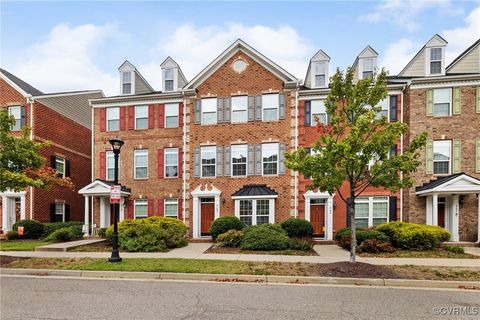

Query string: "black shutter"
[[65, 159, 71, 177], [50, 156, 56, 169], [50, 203, 56, 222], [389, 95, 398, 122], [389, 196, 397, 222], [65, 204, 71, 222], [304, 101, 311, 126], [20, 106, 27, 128], [390, 144, 397, 157], [346, 197, 352, 227]]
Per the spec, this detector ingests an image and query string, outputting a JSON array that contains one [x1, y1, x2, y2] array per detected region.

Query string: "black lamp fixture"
[[109, 137, 124, 154], [108, 137, 124, 263]]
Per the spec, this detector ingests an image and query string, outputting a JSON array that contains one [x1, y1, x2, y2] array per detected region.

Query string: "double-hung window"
[[106, 107, 120, 131], [262, 94, 279, 121], [311, 100, 328, 124], [165, 103, 179, 128], [134, 199, 148, 219], [231, 144, 247, 176], [135, 105, 148, 129], [55, 202, 65, 222], [164, 199, 178, 218], [362, 58, 374, 79], [134, 149, 148, 179], [377, 98, 389, 119], [164, 68, 174, 91], [122, 72, 132, 94], [164, 148, 178, 178], [201, 98, 217, 125], [354, 196, 388, 228], [201, 146, 216, 177], [433, 88, 451, 117], [433, 140, 451, 174], [262, 143, 278, 175], [237, 199, 273, 226], [55, 157, 66, 178], [106, 151, 115, 181], [8, 106, 22, 131], [231, 96, 248, 123], [430, 48, 442, 75], [314, 62, 326, 88]]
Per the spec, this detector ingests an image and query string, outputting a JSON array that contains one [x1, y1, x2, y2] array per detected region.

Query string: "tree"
[[285, 68, 427, 262], [0, 110, 73, 192]]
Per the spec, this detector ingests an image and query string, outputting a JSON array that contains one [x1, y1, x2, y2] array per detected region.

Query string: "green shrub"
[[42, 222, 83, 239], [358, 239, 396, 253], [376, 221, 451, 250], [339, 235, 351, 250], [105, 216, 187, 252], [210, 216, 244, 240], [45, 226, 83, 242], [240, 224, 290, 251], [216, 229, 243, 247], [5, 230, 19, 240], [334, 227, 389, 245], [289, 237, 314, 251], [281, 218, 314, 238], [12, 220, 44, 239], [97, 228, 107, 239], [335, 228, 351, 241], [443, 245, 464, 254]]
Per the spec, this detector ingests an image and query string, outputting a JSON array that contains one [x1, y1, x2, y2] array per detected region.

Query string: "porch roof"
[[78, 179, 131, 196], [415, 173, 480, 196], [232, 184, 277, 198]]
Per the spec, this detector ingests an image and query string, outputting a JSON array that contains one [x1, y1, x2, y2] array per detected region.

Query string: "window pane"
[[135, 106, 148, 129], [262, 94, 278, 121], [433, 141, 451, 161], [231, 96, 247, 123], [202, 98, 217, 112], [315, 62, 325, 74], [107, 108, 120, 131], [430, 61, 441, 74], [239, 200, 253, 226], [164, 80, 174, 91], [164, 199, 178, 217], [106, 152, 115, 180], [433, 88, 451, 104], [122, 72, 131, 83], [355, 219, 369, 229], [202, 112, 216, 125], [232, 110, 247, 123], [256, 199, 269, 215], [433, 103, 449, 116], [373, 203, 388, 218], [107, 120, 119, 131], [135, 200, 147, 218], [9, 106, 22, 130], [430, 48, 442, 60], [262, 143, 278, 175], [136, 118, 148, 129], [201, 146, 216, 177], [263, 108, 277, 121], [164, 68, 173, 80], [314, 75, 325, 87], [165, 104, 179, 116], [135, 150, 148, 179], [363, 58, 374, 71], [55, 203, 64, 214], [56, 159, 65, 175], [165, 148, 178, 177], [165, 116, 179, 128], [122, 83, 131, 94], [231, 145, 247, 176], [354, 202, 369, 218], [363, 71, 373, 79], [373, 218, 387, 226]]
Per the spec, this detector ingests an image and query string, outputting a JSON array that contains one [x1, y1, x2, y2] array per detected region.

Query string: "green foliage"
[[280, 218, 314, 238], [42, 222, 83, 239], [357, 239, 396, 253], [97, 228, 107, 239], [443, 245, 464, 254], [289, 237, 314, 251], [12, 220, 44, 239], [210, 216, 244, 240], [334, 227, 389, 245], [240, 224, 290, 251], [216, 229, 243, 247], [45, 226, 83, 242], [105, 217, 187, 252], [376, 221, 451, 250], [6, 230, 19, 240], [335, 228, 352, 241]]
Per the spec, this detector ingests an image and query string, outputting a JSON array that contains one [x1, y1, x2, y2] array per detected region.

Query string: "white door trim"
[[191, 184, 221, 238], [304, 190, 334, 240]]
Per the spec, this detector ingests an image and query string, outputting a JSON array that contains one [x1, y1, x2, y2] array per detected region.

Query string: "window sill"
[[134, 178, 149, 180], [163, 176, 180, 179]]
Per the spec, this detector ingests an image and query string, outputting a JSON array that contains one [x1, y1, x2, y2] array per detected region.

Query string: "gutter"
[[399, 85, 405, 222]]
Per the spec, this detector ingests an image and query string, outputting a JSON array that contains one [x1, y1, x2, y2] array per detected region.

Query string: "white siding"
[[448, 45, 480, 74], [401, 49, 426, 77]]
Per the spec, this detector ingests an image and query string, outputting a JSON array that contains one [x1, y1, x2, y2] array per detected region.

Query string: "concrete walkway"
[[1, 244, 480, 267], [35, 239, 106, 252]]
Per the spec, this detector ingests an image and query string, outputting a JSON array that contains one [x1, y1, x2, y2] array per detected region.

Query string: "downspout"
[[90, 102, 94, 235], [399, 85, 406, 222], [182, 93, 187, 225], [28, 96, 34, 220], [294, 82, 300, 218]]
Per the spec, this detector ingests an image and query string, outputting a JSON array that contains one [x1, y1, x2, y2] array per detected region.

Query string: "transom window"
[[164, 198, 178, 218], [201, 98, 217, 125], [433, 88, 451, 117], [311, 100, 328, 124], [164, 148, 178, 178], [262, 94, 279, 121], [164, 68, 174, 91], [354, 196, 388, 228], [231, 96, 248, 123], [134, 199, 148, 219], [433, 140, 451, 175], [430, 48, 442, 75], [237, 199, 273, 226], [231, 144, 247, 176], [314, 62, 326, 88], [362, 58, 374, 79], [135, 105, 148, 129], [55, 202, 65, 222], [134, 149, 148, 179], [55, 157, 66, 178], [122, 72, 132, 94], [106, 151, 115, 181], [262, 143, 278, 175], [106, 107, 120, 131], [201, 146, 216, 177], [8, 106, 22, 131], [165, 103, 179, 128]]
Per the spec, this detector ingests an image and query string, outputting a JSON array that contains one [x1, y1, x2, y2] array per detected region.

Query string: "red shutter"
[[99, 152, 106, 180], [158, 104, 165, 128], [148, 104, 155, 129], [120, 107, 126, 131], [100, 108, 106, 132], [179, 102, 184, 127], [148, 199, 154, 217], [178, 148, 183, 178], [178, 198, 183, 220], [397, 95, 401, 120], [157, 198, 164, 217], [127, 200, 134, 219], [157, 149, 164, 178], [128, 106, 135, 130]]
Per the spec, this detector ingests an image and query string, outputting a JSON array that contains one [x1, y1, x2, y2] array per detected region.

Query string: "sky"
[[1, 0, 479, 96]]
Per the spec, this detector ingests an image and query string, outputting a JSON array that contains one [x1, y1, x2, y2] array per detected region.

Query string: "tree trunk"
[[349, 194, 356, 263]]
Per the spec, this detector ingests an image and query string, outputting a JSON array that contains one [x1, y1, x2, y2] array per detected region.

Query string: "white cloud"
[[380, 38, 420, 74], [359, 0, 464, 32], [10, 23, 120, 96]]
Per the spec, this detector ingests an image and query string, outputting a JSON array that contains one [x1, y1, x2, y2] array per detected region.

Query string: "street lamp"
[[108, 137, 124, 263]]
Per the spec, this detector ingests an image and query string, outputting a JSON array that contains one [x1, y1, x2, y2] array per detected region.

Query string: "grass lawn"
[[0, 240, 53, 251], [1, 256, 479, 281], [358, 248, 479, 259]]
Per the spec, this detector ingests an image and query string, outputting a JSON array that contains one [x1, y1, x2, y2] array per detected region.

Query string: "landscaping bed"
[[358, 247, 479, 259], [1, 255, 479, 281], [205, 245, 318, 256]]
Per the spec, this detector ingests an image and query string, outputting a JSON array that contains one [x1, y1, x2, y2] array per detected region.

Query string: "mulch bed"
[[310, 261, 403, 279], [205, 245, 318, 256], [0, 256, 30, 268]]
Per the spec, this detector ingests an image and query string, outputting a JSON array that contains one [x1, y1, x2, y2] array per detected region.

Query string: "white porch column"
[[100, 197, 107, 228], [326, 197, 334, 240], [192, 196, 199, 238], [477, 194, 480, 243], [2, 196, 9, 231], [432, 193, 438, 226], [426, 195, 433, 225], [214, 195, 220, 220], [304, 197, 311, 222], [451, 195, 459, 242], [20, 195, 26, 220], [84, 196, 90, 236], [120, 197, 125, 222]]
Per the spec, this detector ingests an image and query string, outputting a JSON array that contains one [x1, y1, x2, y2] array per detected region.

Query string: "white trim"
[[134, 105, 149, 130], [78, 180, 131, 196], [0, 71, 31, 97], [234, 198, 276, 226], [261, 93, 279, 122], [200, 145, 217, 178], [91, 98, 183, 109], [164, 198, 179, 218], [410, 80, 480, 90], [303, 190, 334, 240], [134, 199, 148, 219], [191, 185, 221, 238], [164, 147, 179, 178], [164, 103, 180, 128], [416, 174, 480, 196], [232, 195, 278, 200], [0, 191, 26, 231], [106, 107, 120, 132], [261, 142, 279, 176], [230, 144, 247, 177], [134, 149, 148, 180]]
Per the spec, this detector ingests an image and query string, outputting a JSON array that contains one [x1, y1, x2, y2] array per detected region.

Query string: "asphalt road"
[[1, 275, 479, 320]]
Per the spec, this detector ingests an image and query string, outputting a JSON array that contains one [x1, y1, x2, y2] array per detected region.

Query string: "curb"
[[1, 268, 479, 290]]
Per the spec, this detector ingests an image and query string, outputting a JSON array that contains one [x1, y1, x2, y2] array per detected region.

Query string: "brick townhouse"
[[0, 68, 103, 232], [82, 36, 480, 242]]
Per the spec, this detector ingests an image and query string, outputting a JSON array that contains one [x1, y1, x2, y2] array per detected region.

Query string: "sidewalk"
[[1, 244, 480, 267]]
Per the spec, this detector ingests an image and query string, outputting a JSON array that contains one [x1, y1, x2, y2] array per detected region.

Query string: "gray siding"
[[135, 73, 151, 95], [402, 49, 426, 77], [448, 45, 480, 74]]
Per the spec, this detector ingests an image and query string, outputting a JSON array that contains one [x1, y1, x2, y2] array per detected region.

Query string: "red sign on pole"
[[110, 185, 121, 204]]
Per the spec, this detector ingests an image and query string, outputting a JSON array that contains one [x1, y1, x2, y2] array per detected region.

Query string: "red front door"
[[201, 203, 215, 235], [438, 203, 445, 228], [311, 204, 325, 237]]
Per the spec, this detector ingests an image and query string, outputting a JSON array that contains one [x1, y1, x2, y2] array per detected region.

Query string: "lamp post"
[[109, 137, 124, 263]]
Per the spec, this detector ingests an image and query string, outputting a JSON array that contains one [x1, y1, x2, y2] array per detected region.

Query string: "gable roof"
[[0, 68, 44, 96], [78, 179, 131, 195], [446, 38, 480, 72], [352, 45, 378, 68], [398, 34, 447, 77], [303, 49, 331, 88], [415, 172, 480, 195], [160, 56, 188, 90], [185, 39, 298, 90], [118, 60, 155, 93]]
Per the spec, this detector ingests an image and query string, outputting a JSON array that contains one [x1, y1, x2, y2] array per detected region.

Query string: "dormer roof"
[[304, 49, 331, 89], [398, 34, 447, 77], [352, 45, 378, 68], [160, 56, 188, 90], [118, 60, 155, 94]]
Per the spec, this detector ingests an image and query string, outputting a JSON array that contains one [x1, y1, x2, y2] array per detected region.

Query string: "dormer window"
[[164, 68, 174, 91], [430, 48, 442, 75], [362, 58, 374, 79], [314, 62, 326, 88], [122, 72, 132, 94]]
